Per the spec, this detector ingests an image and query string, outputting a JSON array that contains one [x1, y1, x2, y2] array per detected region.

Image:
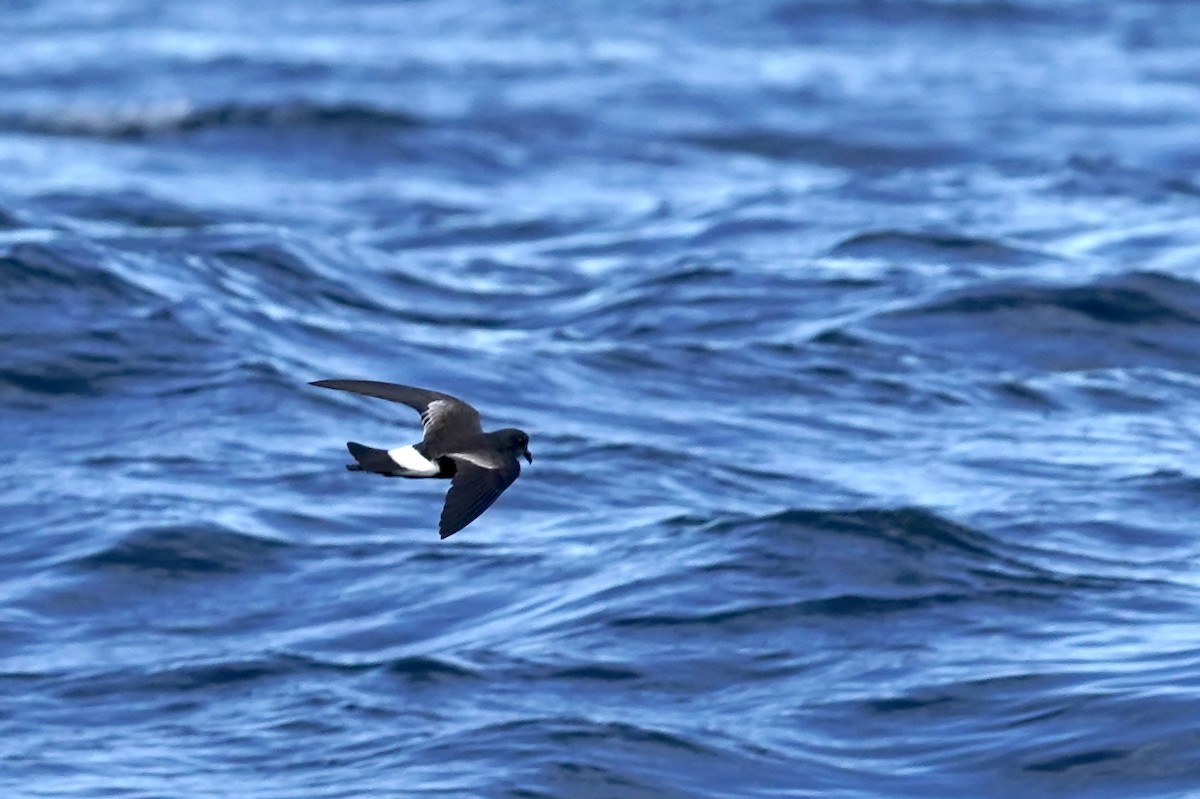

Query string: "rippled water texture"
[[2, 2, 1200, 797]]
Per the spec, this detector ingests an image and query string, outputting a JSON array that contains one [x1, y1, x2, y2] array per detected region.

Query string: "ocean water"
[[2, 1, 1200, 796]]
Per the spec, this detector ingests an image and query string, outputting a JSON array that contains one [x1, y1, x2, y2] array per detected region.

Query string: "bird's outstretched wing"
[[438, 456, 521, 538], [311, 379, 483, 452]]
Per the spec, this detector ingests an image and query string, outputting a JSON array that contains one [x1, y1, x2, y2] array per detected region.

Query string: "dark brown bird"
[[312, 379, 532, 539]]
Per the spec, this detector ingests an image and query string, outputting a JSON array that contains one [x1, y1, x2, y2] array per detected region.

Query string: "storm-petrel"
[[311, 379, 532, 539]]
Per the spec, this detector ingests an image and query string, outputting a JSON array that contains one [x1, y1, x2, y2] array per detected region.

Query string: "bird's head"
[[496, 428, 533, 464]]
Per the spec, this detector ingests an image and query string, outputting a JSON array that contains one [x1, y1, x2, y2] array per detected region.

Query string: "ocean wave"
[[0, 239, 160, 309], [429, 716, 721, 760], [610, 592, 969, 628], [908, 273, 1200, 325], [0, 100, 425, 139], [73, 523, 289, 576], [654, 506, 1164, 612], [546, 663, 645, 681], [706, 506, 1002, 557], [273, 650, 480, 683], [0, 203, 25, 230], [679, 129, 958, 167], [34, 189, 223, 229], [828, 229, 1054, 266], [868, 271, 1200, 370], [773, 0, 1068, 28], [0, 240, 202, 398], [0, 237, 241, 400]]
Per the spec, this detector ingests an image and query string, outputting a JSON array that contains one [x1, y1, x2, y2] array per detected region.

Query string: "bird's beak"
[[524, 449, 533, 464]]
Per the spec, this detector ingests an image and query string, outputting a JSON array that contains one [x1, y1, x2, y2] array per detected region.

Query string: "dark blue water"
[[3, 1, 1200, 796]]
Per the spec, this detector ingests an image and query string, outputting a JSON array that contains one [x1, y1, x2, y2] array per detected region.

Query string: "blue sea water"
[[2, 1, 1200, 796]]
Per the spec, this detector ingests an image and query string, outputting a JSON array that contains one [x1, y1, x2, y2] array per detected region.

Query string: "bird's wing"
[[310, 380, 483, 449], [438, 455, 521, 539]]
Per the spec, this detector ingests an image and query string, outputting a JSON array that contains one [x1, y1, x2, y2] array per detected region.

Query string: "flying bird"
[[311, 379, 532, 539]]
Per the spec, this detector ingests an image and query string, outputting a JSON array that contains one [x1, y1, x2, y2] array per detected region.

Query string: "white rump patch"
[[386, 445, 440, 477]]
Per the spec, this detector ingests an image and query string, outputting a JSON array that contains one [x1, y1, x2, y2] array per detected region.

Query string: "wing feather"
[[438, 457, 521, 538], [311, 380, 483, 452]]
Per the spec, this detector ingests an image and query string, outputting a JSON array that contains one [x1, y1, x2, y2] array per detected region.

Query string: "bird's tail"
[[345, 441, 399, 475]]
